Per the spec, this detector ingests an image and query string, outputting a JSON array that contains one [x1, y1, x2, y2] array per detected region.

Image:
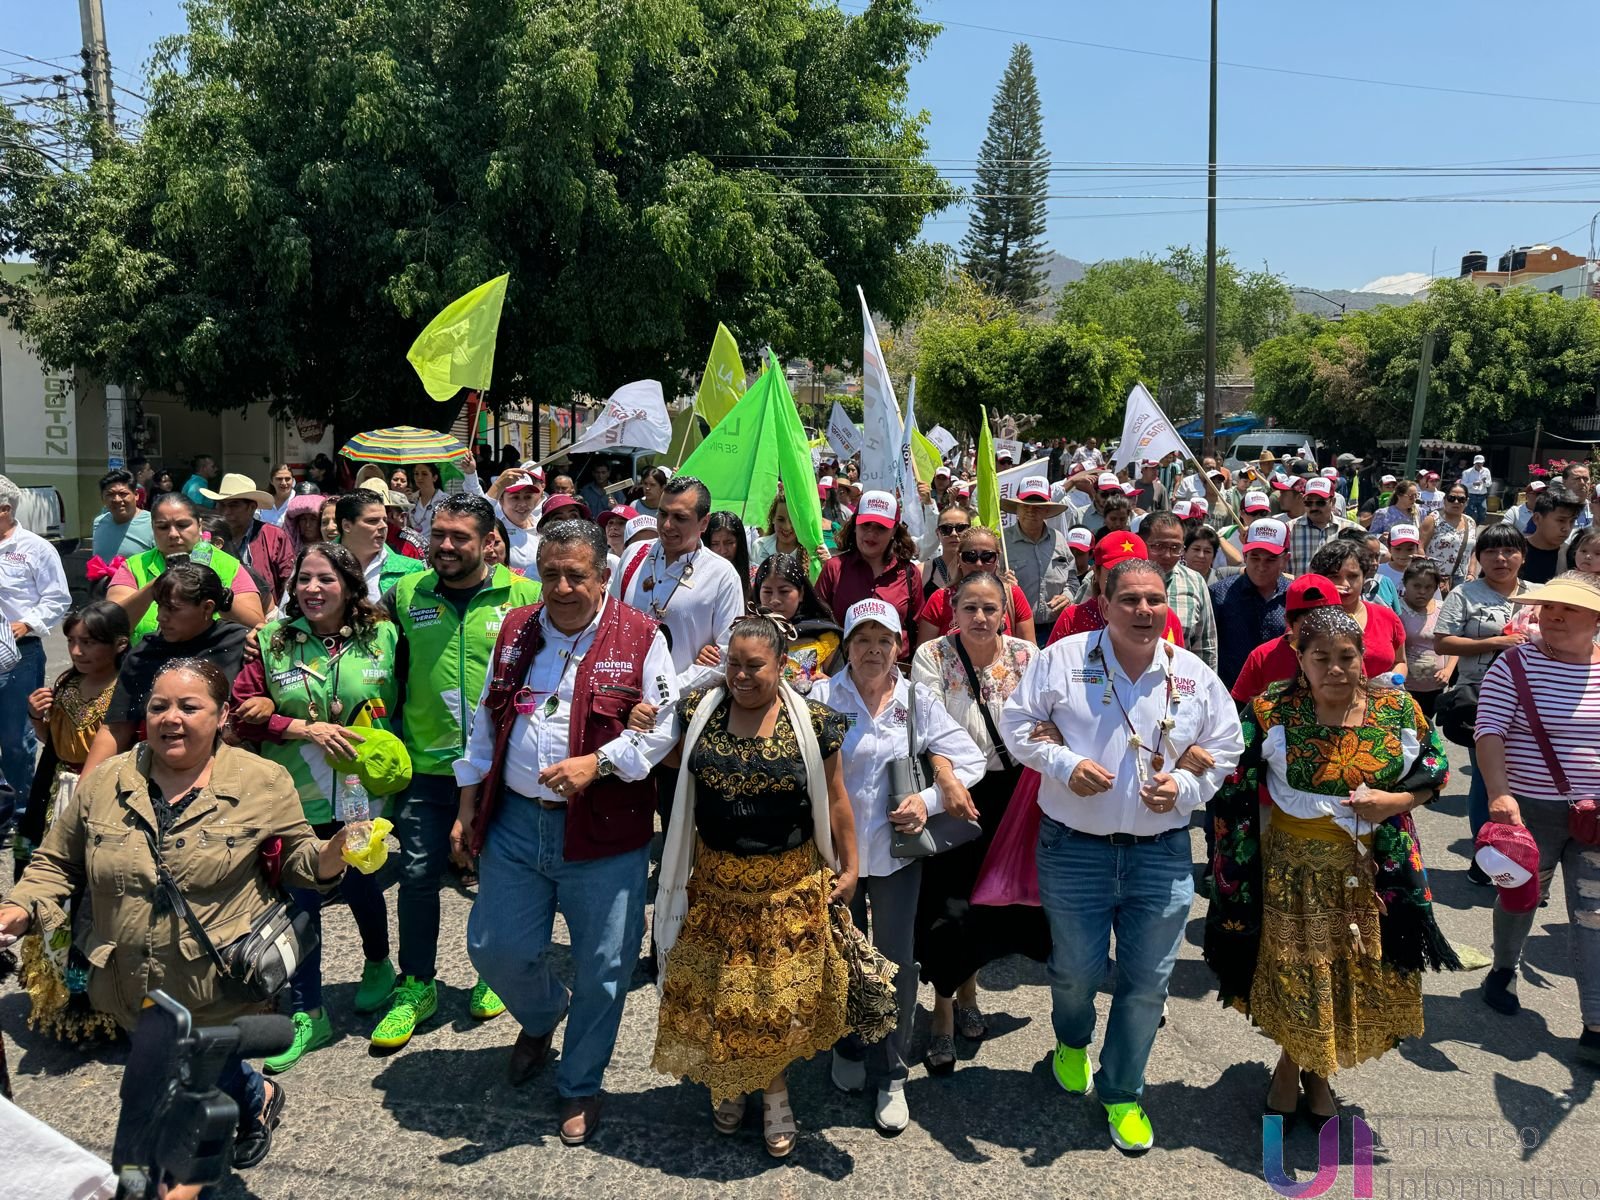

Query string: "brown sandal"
[[762, 1090, 797, 1158], [713, 1094, 746, 1135]]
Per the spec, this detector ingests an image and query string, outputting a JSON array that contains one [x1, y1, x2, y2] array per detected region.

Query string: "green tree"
[[9, 0, 956, 431], [1056, 245, 1292, 417], [960, 42, 1050, 308]]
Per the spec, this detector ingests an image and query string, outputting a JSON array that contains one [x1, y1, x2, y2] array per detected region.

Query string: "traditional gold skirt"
[[1247, 812, 1423, 1077], [652, 842, 849, 1101]]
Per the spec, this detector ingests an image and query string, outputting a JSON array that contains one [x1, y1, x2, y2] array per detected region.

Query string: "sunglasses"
[[960, 549, 999, 565], [1446, 494, 1466, 502], [1303, 497, 1329, 507], [938, 522, 971, 536]]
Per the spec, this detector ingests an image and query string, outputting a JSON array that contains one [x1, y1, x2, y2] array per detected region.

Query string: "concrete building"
[[1458, 244, 1600, 299]]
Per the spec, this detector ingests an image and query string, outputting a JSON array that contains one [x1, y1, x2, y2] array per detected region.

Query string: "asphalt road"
[[4, 628, 1598, 1198]]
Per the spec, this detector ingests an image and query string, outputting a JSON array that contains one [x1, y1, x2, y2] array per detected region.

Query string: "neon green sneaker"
[[1051, 1042, 1093, 1095], [469, 977, 506, 1021], [354, 960, 397, 1014], [263, 1010, 333, 1074], [370, 976, 437, 1050], [1105, 1102, 1154, 1154]]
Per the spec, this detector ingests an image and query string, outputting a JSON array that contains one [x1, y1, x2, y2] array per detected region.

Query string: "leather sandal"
[[924, 1033, 957, 1076], [955, 1003, 988, 1041], [713, 1094, 746, 1135], [762, 1090, 797, 1158]]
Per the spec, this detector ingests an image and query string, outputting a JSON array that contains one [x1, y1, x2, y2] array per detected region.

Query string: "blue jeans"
[[1035, 815, 1193, 1106], [0, 638, 45, 824], [216, 1054, 265, 1131], [289, 854, 390, 1013], [1467, 496, 1488, 523], [466, 793, 648, 1098], [1467, 742, 1489, 840], [395, 773, 459, 981]]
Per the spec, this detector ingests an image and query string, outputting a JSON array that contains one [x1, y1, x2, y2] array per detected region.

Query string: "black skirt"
[[915, 763, 1051, 996]]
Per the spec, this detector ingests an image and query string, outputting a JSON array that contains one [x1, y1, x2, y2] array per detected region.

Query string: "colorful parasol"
[[341, 426, 470, 465]]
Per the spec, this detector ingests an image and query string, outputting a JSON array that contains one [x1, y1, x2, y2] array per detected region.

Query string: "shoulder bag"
[[1504, 648, 1600, 845], [144, 828, 318, 1004], [951, 634, 1017, 771], [887, 680, 983, 859]]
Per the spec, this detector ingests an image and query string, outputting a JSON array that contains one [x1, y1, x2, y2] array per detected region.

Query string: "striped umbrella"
[[341, 426, 470, 465]]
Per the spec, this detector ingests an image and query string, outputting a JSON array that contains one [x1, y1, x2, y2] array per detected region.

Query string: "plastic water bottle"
[[338, 773, 372, 850], [1387, 673, 1405, 688], [190, 531, 215, 568]]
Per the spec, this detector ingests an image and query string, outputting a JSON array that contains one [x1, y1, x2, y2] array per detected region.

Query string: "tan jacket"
[[9, 744, 332, 1030]]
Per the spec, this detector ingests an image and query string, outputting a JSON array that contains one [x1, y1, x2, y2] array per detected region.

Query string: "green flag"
[[767, 353, 825, 578], [693, 322, 747, 429], [665, 405, 704, 467], [911, 426, 943, 485], [406, 274, 509, 401], [976, 406, 1001, 533]]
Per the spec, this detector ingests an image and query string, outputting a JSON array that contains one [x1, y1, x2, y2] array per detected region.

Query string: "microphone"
[[230, 1014, 296, 1059]]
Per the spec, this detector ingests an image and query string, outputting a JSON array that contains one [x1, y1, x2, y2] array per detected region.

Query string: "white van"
[[1223, 430, 1317, 475]]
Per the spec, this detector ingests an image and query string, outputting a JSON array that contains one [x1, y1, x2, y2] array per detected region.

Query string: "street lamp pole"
[[1202, 0, 1219, 461], [1291, 287, 1347, 318]]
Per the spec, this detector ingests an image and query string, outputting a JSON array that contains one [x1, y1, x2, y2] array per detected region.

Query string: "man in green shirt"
[[370, 494, 543, 1050]]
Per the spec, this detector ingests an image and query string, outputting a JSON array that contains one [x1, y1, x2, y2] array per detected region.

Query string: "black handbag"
[[1435, 678, 1480, 747], [887, 680, 982, 859], [144, 829, 317, 1005]]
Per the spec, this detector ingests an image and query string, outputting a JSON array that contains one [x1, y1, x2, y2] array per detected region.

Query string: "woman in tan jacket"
[[1, 657, 351, 1176]]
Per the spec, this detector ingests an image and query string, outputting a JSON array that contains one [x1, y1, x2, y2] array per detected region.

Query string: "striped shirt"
[[1164, 562, 1217, 671], [1286, 512, 1360, 577], [1475, 645, 1600, 801]]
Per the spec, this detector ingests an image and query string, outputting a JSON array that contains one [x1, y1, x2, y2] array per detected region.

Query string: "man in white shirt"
[[452, 520, 678, 1145], [0, 474, 70, 834], [999, 558, 1242, 1154], [1462, 454, 1492, 522]]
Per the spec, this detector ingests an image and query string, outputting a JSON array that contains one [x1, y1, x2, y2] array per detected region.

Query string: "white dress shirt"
[[0, 526, 71, 637], [999, 630, 1243, 836], [610, 543, 746, 675], [1462, 465, 1491, 496], [452, 599, 679, 802], [810, 669, 986, 878]]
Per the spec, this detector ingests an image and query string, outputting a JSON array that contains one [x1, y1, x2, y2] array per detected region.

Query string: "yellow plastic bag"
[[340, 817, 394, 875]]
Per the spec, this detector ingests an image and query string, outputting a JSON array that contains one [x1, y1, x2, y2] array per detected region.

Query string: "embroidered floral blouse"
[[910, 634, 1034, 771]]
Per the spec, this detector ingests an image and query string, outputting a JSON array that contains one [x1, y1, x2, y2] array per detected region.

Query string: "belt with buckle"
[[1065, 827, 1175, 846], [510, 788, 566, 812]]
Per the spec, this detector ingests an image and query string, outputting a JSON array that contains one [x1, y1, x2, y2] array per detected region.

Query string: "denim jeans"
[[1467, 742, 1490, 840], [466, 792, 648, 1099], [216, 1054, 266, 1132], [0, 638, 45, 825], [289, 856, 390, 1013], [1467, 496, 1488, 523], [836, 862, 923, 1084], [1035, 815, 1193, 1106], [394, 773, 459, 981]]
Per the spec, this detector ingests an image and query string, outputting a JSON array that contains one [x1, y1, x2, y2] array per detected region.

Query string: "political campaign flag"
[[406, 274, 509, 401]]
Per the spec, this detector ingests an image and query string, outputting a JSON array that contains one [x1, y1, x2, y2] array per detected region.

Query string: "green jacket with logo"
[[124, 546, 247, 643], [391, 566, 542, 777], [372, 545, 426, 597], [256, 616, 401, 824]]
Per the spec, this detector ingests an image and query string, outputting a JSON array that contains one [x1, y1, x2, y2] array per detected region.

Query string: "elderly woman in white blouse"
[[911, 571, 1051, 1074], [812, 598, 986, 1136]]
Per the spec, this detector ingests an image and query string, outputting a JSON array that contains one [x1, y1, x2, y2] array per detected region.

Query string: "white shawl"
[[654, 680, 836, 982]]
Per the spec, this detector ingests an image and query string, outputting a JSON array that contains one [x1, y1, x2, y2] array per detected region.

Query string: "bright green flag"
[[406, 274, 509, 401], [767, 352, 826, 578], [665, 405, 704, 467], [911, 426, 942, 485], [976, 406, 1001, 533], [693, 322, 746, 429]]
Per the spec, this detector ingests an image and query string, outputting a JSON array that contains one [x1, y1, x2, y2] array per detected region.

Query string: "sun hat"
[[357, 477, 409, 509], [1305, 477, 1335, 499], [624, 514, 657, 542], [1066, 527, 1094, 552], [1097, 471, 1122, 493], [1094, 532, 1148, 571], [1389, 523, 1422, 548], [327, 727, 413, 797], [1474, 822, 1541, 914], [199, 473, 274, 507], [1001, 476, 1069, 517], [855, 490, 898, 528], [842, 596, 903, 639], [1509, 571, 1600, 615], [1287, 573, 1342, 614], [1241, 519, 1289, 556], [1242, 491, 1272, 514], [1258, 450, 1277, 464]]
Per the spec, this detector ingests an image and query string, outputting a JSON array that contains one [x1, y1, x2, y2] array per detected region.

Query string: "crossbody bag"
[[1505, 648, 1600, 845]]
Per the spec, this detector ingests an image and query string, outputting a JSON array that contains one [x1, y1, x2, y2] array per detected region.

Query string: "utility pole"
[[1201, 0, 1219, 460], [78, 0, 116, 136], [1403, 331, 1435, 481]]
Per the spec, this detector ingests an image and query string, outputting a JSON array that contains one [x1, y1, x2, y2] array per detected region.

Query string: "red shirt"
[[1047, 598, 1186, 647], [917, 583, 1033, 637], [814, 551, 924, 661], [1230, 602, 1408, 702]]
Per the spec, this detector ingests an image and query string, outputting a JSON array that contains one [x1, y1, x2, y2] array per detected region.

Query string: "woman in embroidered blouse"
[[1204, 607, 1458, 1121], [910, 572, 1049, 1074]]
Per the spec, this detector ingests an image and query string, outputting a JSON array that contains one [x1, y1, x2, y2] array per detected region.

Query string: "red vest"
[[469, 598, 662, 862]]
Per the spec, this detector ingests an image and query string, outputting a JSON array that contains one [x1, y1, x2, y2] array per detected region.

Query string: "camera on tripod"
[[112, 990, 293, 1199]]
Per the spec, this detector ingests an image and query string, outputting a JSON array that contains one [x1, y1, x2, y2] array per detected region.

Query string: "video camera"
[[111, 991, 293, 1199]]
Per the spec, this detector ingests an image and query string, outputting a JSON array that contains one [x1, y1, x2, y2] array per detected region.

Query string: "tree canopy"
[[1251, 278, 1600, 447], [6, 0, 955, 430]]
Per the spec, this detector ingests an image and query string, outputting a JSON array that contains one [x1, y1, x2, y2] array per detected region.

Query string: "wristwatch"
[[594, 749, 616, 778]]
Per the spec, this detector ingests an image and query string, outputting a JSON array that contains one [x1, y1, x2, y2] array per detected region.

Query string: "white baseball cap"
[[1172, 500, 1193, 520], [1121, 482, 1138, 496], [1321, 467, 1340, 480], [1381, 473, 1397, 486], [1097, 471, 1122, 492], [1066, 527, 1094, 552], [856, 489, 898, 528], [1390, 523, 1421, 548], [623, 514, 658, 542], [1528, 479, 1548, 493], [1473, 454, 1486, 465], [818, 475, 835, 491], [935, 464, 952, 480], [843, 596, 903, 639], [1241, 518, 1289, 555], [1243, 490, 1272, 514], [1190, 497, 1210, 516], [1017, 475, 1051, 502], [1305, 477, 1335, 499]]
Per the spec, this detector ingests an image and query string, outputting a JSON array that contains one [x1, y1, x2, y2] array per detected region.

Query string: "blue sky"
[[9, 0, 1599, 290]]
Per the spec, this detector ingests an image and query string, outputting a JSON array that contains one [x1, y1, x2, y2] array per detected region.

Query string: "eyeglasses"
[[938, 522, 971, 536], [960, 549, 999, 565]]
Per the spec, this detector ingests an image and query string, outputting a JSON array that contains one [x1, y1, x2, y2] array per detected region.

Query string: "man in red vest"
[[451, 518, 678, 1147]]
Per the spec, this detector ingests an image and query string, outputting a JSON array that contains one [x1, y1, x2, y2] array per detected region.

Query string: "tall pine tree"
[[961, 43, 1051, 307]]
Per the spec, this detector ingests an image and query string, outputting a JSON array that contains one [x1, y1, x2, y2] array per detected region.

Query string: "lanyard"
[[641, 546, 695, 618], [514, 625, 596, 718], [293, 632, 351, 722], [1092, 632, 1176, 782]]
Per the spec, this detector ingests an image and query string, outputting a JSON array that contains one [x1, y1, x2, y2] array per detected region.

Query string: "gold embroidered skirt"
[[1247, 813, 1423, 1077], [652, 842, 849, 1101]]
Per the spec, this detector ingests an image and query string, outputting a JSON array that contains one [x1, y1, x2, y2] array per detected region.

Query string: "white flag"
[[826, 401, 861, 460], [927, 424, 958, 458], [857, 286, 903, 495], [898, 377, 925, 539], [564, 379, 671, 456], [1110, 383, 1189, 473]]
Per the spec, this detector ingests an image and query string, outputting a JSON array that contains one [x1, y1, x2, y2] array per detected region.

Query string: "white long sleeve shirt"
[[610, 543, 745, 676], [0, 526, 71, 638], [810, 669, 987, 878], [998, 630, 1243, 836], [452, 600, 679, 802]]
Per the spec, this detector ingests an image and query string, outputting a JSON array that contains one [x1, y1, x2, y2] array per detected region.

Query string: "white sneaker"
[[874, 1081, 910, 1135], [831, 1051, 866, 1094]]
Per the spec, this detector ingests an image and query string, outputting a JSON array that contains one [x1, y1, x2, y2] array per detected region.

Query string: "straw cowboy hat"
[[198, 472, 274, 507], [999, 474, 1069, 518]]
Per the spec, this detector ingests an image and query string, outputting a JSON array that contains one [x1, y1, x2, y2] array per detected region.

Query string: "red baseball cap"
[[1475, 823, 1541, 914], [537, 494, 592, 526], [1094, 532, 1149, 571], [1287, 573, 1341, 614], [596, 505, 636, 527]]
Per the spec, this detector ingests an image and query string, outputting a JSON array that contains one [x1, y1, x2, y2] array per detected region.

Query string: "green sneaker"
[[1105, 1101, 1154, 1154], [263, 1010, 333, 1074], [354, 960, 397, 1014], [1051, 1042, 1093, 1095], [370, 976, 437, 1050], [469, 977, 507, 1021]]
